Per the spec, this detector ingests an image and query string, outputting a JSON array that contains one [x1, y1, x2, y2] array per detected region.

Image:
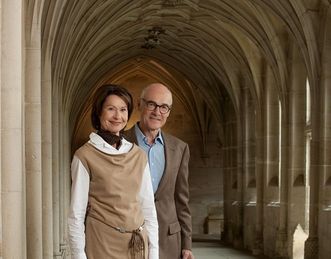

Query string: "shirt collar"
[[89, 132, 131, 153], [134, 123, 164, 145]]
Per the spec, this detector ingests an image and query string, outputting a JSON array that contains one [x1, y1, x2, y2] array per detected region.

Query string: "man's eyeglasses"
[[141, 98, 171, 114]]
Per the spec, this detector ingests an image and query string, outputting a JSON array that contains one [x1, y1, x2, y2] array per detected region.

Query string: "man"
[[125, 83, 194, 259]]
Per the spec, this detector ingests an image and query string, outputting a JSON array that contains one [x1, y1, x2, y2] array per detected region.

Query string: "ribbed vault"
[[39, 0, 324, 149], [5, 0, 328, 258]]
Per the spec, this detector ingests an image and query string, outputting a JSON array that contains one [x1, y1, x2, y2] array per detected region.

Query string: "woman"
[[68, 84, 158, 259]]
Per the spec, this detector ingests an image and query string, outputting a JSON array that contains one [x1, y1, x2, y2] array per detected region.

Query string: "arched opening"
[[1, 0, 326, 258], [70, 58, 228, 241]]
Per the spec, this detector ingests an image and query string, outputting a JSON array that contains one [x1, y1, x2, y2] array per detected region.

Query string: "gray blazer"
[[124, 125, 192, 259]]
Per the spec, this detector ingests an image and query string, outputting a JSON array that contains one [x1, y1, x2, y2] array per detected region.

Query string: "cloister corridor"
[[1, 0, 331, 258]]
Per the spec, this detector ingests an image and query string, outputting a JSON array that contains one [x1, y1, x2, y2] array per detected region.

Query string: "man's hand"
[[182, 249, 194, 259]]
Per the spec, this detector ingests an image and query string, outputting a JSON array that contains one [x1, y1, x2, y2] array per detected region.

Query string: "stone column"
[[229, 112, 238, 245], [242, 85, 256, 249], [1, 0, 26, 258], [305, 13, 331, 257], [222, 100, 237, 243], [52, 90, 61, 257], [42, 54, 54, 258], [242, 86, 256, 201], [264, 65, 281, 257], [319, 24, 331, 258], [304, 48, 323, 259], [52, 89, 71, 257], [304, 87, 320, 259], [25, 12, 43, 259], [284, 42, 308, 257], [222, 134, 230, 242], [264, 65, 280, 202], [234, 115, 244, 248], [231, 87, 245, 248], [276, 102, 289, 259], [253, 111, 264, 255], [60, 117, 71, 255]]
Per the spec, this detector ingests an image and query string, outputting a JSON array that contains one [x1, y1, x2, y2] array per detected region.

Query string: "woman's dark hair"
[[91, 84, 133, 130]]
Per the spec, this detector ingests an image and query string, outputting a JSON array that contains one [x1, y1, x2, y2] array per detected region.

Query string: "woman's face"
[[99, 94, 128, 135]]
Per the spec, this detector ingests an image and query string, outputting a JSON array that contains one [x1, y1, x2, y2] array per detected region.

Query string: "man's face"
[[139, 85, 172, 131]]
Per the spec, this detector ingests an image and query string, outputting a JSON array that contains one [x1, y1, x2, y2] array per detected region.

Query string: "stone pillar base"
[[252, 237, 263, 255], [304, 236, 318, 259], [275, 230, 289, 258]]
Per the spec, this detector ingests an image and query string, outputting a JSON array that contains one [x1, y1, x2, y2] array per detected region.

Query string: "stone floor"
[[192, 241, 260, 259]]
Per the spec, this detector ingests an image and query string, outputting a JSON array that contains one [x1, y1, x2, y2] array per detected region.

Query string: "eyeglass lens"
[[143, 99, 170, 113]]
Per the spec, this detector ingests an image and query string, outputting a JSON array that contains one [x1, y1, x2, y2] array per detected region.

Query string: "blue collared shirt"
[[135, 124, 165, 193]]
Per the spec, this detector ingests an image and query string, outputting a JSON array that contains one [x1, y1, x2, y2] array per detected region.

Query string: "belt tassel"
[[129, 228, 145, 259]]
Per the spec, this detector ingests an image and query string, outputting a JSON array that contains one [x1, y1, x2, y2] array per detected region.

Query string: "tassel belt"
[[88, 215, 145, 259], [111, 221, 145, 234], [114, 222, 145, 259]]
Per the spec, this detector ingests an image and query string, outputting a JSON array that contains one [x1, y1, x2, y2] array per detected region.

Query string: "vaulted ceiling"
[[36, 0, 326, 142]]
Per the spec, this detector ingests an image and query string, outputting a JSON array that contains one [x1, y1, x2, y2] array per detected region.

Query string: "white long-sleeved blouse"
[[68, 132, 159, 259]]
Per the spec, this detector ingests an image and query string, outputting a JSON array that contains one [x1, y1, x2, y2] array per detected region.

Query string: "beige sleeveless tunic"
[[75, 143, 148, 259]]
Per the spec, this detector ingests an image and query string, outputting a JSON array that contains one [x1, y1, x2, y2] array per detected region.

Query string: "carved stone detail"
[[141, 27, 165, 49]]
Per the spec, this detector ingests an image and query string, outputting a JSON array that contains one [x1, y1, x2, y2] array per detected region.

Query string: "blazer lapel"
[[154, 133, 176, 199]]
